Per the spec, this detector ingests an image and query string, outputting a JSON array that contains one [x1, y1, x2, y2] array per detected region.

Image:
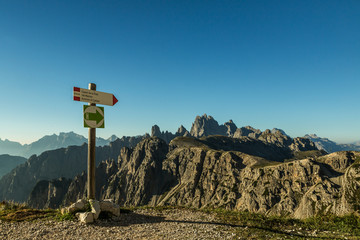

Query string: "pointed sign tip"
[[113, 95, 118, 105]]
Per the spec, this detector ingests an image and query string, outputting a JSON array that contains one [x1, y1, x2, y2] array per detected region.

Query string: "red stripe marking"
[[74, 96, 80, 101], [73, 87, 80, 92]]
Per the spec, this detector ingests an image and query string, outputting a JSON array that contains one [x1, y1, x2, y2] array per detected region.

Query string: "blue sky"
[[0, 0, 359, 144]]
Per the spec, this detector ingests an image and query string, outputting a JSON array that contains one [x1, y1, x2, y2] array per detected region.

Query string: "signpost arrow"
[[83, 106, 104, 128], [88, 109, 103, 123], [73, 87, 118, 106]]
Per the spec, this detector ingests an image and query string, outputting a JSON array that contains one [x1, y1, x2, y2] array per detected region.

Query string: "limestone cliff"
[[28, 135, 359, 220], [190, 114, 228, 137]]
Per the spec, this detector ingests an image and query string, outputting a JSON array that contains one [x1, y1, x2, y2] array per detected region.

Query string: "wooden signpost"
[[73, 83, 118, 199]]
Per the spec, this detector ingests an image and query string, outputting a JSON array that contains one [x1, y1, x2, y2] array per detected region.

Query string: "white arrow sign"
[[73, 87, 118, 106], [83, 105, 104, 128]]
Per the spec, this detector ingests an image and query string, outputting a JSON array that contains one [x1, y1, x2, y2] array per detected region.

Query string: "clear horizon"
[[0, 1, 359, 145]]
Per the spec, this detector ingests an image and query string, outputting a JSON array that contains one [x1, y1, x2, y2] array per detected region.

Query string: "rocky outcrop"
[[60, 199, 120, 224], [151, 125, 177, 143], [190, 114, 228, 138], [151, 125, 190, 144], [12, 115, 360, 219], [176, 125, 190, 137], [28, 136, 355, 220], [27, 177, 72, 209], [224, 120, 237, 137], [57, 137, 169, 207], [233, 126, 262, 138]]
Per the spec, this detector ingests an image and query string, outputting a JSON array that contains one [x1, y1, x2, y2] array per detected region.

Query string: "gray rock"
[[89, 199, 101, 220], [78, 212, 94, 224], [176, 125, 189, 136], [190, 114, 227, 138], [27, 177, 72, 209], [224, 120, 237, 137], [61, 199, 88, 214], [99, 199, 120, 217], [233, 126, 262, 138]]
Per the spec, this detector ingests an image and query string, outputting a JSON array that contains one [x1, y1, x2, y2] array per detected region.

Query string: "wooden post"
[[88, 83, 96, 199]]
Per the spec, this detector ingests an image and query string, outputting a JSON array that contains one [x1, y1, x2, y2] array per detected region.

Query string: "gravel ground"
[[0, 208, 237, 240]]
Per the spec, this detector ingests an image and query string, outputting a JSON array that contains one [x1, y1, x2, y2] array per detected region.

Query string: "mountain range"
[[1, 114, 359, 219], [1, 114, 358, 159], [0, 132, 118, 158], [25, 135, 360, 219]]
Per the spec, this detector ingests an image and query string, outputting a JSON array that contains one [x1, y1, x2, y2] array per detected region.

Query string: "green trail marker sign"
[[83, 105, 104, 128]]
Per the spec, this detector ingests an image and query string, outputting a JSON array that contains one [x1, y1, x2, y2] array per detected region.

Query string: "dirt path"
[[0, 208, 237, 240]]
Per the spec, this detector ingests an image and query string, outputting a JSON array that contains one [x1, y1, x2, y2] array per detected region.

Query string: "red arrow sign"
[[73, 87, 118, 106]]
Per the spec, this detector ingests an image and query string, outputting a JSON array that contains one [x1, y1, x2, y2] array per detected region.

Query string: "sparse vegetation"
[[201, 207, 360, 239], [57, 211, 76, 221], [0, 201, 57, 222], [1, 202, 360, 238]]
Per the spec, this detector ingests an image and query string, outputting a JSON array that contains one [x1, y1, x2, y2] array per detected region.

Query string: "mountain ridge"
[[2, 114, 360, 220], [304, 134, 360, 153], [0, 154, 27, 178], [0, 132, 118, 158], [26, 136, 360, 219]]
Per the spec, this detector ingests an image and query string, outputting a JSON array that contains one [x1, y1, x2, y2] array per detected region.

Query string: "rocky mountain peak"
[[176, 125, 189, 136], [151, 125, 162, 137], [190, 114, 225, 138], [233, 126, 262, 138], [305, 134, 319, 139], [224, 120, 237, 137], [271, 128, 289, 137]]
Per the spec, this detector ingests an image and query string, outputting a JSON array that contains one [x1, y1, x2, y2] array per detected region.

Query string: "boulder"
[[89, 199, 101, 220], [78, 212, 94, 224], [100, 199, 120, 217], [61, 199, 87, 214]]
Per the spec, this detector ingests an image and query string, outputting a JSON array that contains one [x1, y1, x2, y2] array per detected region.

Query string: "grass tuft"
[[0, 201, 57, 222]]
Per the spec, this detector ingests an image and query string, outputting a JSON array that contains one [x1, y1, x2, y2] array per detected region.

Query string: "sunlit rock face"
[[26, 136, 360, 219]]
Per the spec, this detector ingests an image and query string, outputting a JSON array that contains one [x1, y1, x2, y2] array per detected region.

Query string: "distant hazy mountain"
[[0, 132, 118, 158], [304, 134, 360, 153], [0, 135, 146, 203], [0, 154, 27, 178], [0, 139, 24, 157]]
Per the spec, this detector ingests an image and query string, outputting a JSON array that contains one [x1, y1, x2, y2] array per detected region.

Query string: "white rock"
[[78, 212, 94, 224], [99, 199, 120, 217], [67, 199, 88, 214], [89, 199, 101, 220]]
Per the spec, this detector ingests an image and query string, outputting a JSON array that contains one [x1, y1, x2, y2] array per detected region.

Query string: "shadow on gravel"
[[164, 220, 340, 239], [92, 212, 165, 227], [91, 212, 340, 239]]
